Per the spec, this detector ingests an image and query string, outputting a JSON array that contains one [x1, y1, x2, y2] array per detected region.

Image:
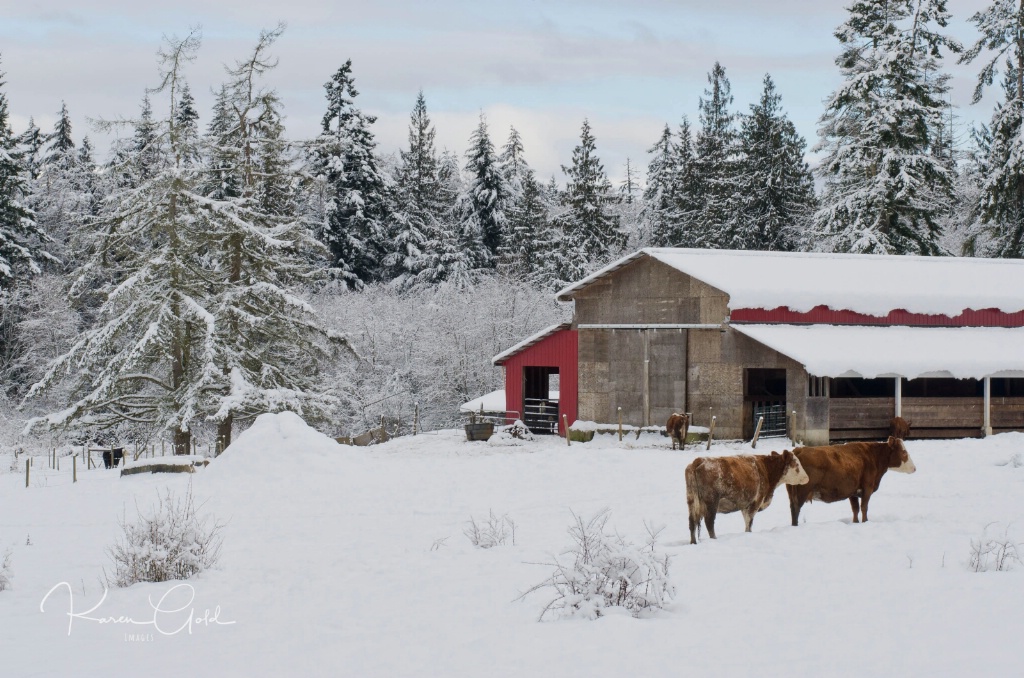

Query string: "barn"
[[493, 248, 1024, 444]]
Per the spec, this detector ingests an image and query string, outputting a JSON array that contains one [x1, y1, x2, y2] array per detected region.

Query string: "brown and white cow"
[[786, 436, 916, 526], [667, 412, 690, 450], [686, 450, 809, 544], [890, 416, 911, 440]]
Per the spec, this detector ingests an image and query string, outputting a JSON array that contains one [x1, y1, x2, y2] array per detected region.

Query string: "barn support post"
[[617, 407, 623, 441], [642, 330, 651, 427], [563, 414, 570, 446], [895, 378, 902, 417], [983, 377, 992, 437]]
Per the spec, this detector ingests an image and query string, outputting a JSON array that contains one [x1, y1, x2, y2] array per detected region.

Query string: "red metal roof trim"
[[730, 305, 1024, 328]]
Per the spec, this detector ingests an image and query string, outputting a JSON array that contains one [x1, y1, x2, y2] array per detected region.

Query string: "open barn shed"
[[494, 248, 1024, 444], [492, 323, 577, 435]]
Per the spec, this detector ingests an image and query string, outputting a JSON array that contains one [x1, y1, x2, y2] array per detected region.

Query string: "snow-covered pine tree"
[[16, 118, 43, 180], [500, 125, 529, 201], [416, 149, 477, 288], [44, 102, 75, 167], [643, 125, 678, 246], [556, 119, 622, 285], [0, 56, 45, 289], [814, 0, 961, 255], [175, 83, 200, 166], [201, 24, 350, 447], [694, 62, 742, 249], [30, 102, 84, 271], [312, 59, 390, 286], [501, 169, 550, 281], [26, 28, 349, 452], [960, 1, 1024, 257], [462, 113, 509, 266], [734, 74, 815, 251], [386, 91, 441, 283]]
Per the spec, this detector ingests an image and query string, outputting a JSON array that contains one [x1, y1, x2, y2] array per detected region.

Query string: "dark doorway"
[[745, 368, 787, 438], [523, 366, 559, 434]]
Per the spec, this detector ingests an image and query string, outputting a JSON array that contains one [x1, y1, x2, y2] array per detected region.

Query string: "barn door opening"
[[523, 366, 559, 434], [745, 368, 787, 439]]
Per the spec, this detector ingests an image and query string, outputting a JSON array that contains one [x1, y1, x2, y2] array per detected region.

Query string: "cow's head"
[[886, 436, 916, 473], [777, 450, 809, 485]]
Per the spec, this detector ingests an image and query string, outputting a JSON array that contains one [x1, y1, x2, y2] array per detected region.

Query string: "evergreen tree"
[[175, 83, 200, 165], [501, 169, 550, 280], [961, 1, 1024, 256], [0, 56, 45, 288], [620, 157, 639, 205], [17, 117, 43, 180], [312, 59, 390, 286], [387, 91, 441, 282], [500, 125, 529, 199], [44, 102, 75, 167], [27, 28, 349, 452], [416, 149, 476, 288], [462, 113, 509, 265], [734, 74, 816, 251], [643, 124, 678, 246], [556, 119, 622, 284], [814, 0, 961, 255], [694, 62, 741, 249]]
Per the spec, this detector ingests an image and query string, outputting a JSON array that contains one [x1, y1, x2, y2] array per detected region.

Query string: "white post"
[[895, 377, 902, 418], [983, 376, 992, 437]]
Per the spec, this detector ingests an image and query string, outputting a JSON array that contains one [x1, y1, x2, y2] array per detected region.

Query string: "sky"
[[0, 0, 1001, 185]]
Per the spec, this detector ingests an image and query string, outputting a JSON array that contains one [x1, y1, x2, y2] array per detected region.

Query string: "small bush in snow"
[[105, 483, 223, 587], [968, 524, 1022, 572], [0, 547, 12, 591], [519, 508, 674, 621], [465, 510, 516, 548]]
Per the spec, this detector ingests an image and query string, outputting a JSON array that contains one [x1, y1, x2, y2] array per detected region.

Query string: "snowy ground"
[[1, 413, 1023, 677]]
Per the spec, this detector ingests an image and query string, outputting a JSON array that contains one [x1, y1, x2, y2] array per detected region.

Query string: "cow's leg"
[[849, 496, 860, 523], [689, 512, 697, 544], [860, 489, 872, 523], [742, 507, 755, 533], [705, 503, 718, 540], [787, 487, 801, 526]]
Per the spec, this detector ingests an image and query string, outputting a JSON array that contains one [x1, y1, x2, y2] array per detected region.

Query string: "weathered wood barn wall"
[[567, 256, 809, 441]]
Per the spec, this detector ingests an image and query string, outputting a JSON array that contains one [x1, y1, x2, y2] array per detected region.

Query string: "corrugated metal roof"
[[555, 249, 1024, 318]]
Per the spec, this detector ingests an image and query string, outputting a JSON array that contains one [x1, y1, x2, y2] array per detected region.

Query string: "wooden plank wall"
[[829, 396, 1024, 439]]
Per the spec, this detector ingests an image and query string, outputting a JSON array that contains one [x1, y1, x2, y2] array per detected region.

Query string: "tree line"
[[2, 1, 1024, 444]]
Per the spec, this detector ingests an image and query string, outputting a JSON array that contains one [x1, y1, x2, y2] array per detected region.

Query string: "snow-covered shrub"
[[519, 508, 674, 621], [968, 524, 1022, 572], [488, 421, 535, 446], [465, 510, 516, 548], [105, 483, 223, 587], [0, 547, 12, 591]]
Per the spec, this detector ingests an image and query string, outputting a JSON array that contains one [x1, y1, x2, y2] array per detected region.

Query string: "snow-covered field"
[[2, 413, 1023, 677]]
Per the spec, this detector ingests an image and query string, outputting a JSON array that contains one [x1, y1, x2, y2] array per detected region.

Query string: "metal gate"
[[752, 401, 787, 438], [524, 398, 559, 434]]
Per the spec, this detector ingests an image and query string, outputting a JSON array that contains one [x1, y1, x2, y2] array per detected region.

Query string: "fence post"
[[751, 416, 764, 449], [617, 407, 623, 442], [87, 449, 92, 470], [413, 404, 419, 436], [706, 416, 717, 450], [563, 414, 571, 446], [161, 439, 165, 457], [26, 459, 30, 488], [73, 455, 78, 483]]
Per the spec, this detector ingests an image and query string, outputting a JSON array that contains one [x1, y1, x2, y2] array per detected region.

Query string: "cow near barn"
[[102, 447, 124, 469], [890, 416, 911, 440], [667, 412, 690, 450], [787, 437, 916, 526], [686, 451, 809, 544]]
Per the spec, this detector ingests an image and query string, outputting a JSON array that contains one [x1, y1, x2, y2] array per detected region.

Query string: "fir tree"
[[620, 157, 639, 205], [814, 0, 961, 255], [462, 113, 509, 265], [44, 102, 75, 167], [557, 119, 622, 284], [734, 74, 815, 251], [312, 60, 390, 287], [643, 125, 678, 246], [17, 118, 43, 180], [387, 91, 441, 282], [416, 149, 476, 288], [175, 83, 200, 165], [26, 28, 349, 452], [501, 169, 549, 280], [500, 125, 529, 199], [694, 62, 741, 249], [0, 56, 45, 288], [961, 1, 1024, 257]]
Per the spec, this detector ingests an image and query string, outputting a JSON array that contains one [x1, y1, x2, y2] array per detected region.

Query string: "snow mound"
[[205, 411, 340, 477]]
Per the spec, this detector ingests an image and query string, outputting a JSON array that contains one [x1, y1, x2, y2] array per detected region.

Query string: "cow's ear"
[[887, 436, 896, 446]]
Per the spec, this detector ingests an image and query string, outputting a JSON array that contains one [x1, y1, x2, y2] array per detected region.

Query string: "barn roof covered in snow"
[[733, 324, 1024, 380], [492, 322, 571, 366], [555, 249, 1024, 318]]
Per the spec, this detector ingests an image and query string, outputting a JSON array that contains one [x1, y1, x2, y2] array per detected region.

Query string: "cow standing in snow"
[[667, 412, 689, 450], [786, 437, 916, 526], [686, 450, 809, 544]]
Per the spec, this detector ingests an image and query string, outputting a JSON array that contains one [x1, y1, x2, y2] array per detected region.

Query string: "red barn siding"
[[731, 305, 1024, 327], [501, 329, 578, 436]]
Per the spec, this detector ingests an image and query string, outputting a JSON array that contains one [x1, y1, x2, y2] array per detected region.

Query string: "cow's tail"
[[685, 461, 704, 541]]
